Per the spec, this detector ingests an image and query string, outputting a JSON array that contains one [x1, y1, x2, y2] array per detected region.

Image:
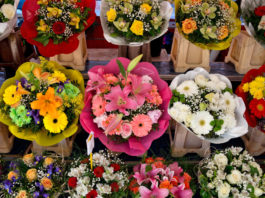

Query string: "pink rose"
[[121, 122, 132, 139], [147, 110, 162, 124]]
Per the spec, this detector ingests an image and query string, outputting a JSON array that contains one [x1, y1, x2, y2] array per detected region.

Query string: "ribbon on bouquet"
[[86, 132, 94, 170]]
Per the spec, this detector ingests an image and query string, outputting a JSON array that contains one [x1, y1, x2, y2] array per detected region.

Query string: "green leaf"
[[200, 189, 211, 198], [145, 165, 152, 173], [116, 59, 126, 79], [250, 165, 259, 176], [127, 54, 143, 73]]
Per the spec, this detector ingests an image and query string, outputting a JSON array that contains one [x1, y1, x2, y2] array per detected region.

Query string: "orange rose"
[[182, 18, 197, 34], [23, 153, 34, 165], [159, 180, 173, 190], [217, 26, 229, 40], [41, 177, 53, 190], [8, 171, 18, 181], [26, 168, 37, 182], [15, 190, 28, 198], [44, 157, 54, 167]]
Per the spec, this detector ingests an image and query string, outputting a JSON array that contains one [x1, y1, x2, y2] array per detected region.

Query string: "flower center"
[[184, 86, 190, 91], [53, 119, 58, 124], [199, 120, 205, 126], [257, 104, 264, 111], [225, 100, 230, 105], [138, 123, 143, 127], [117, 97, 126, 106], [12, 94, 14, 98]]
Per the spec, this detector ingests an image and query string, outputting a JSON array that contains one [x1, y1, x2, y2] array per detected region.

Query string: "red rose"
[[86, 190, 97, 198], [255, 6, 265, 17], [110, 182, 119, 192], [110, 163, 120, 172], [68, 177, 77, 188], [93, 166, 104, 178], [52, 21, 66, 35]]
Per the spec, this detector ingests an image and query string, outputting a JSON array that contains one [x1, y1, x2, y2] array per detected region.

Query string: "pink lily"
[[168, 162, 183, 177], [139, 181, 169, 198], [86, 68, 106, 92], [133, 164, 163, 185], [104, 85, 138, 116], [170, 184, 193, 198]]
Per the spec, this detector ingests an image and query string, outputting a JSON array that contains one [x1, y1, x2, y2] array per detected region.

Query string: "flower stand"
[[241, 127, 265, 156], [170, 29, 210, 73], [118, 43, 151, 62], [50, 32, 88, 71], [168, 120, 211, 157], [225, 31, 265, 74], [0, 123, 14, 153]]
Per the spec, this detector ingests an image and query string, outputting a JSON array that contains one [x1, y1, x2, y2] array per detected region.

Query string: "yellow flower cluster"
[[243, 76, 265, 100]]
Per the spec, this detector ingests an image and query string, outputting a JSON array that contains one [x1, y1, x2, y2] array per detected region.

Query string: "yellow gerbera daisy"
[[49, 70, 67, 83], [43, 112, 68, 133], [3, 85, 21, 105]]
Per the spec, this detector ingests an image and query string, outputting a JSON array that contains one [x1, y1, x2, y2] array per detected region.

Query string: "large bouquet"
[[199, 147, 265, 198], [0, 0, 19, 41], [168, 68, 248, 143], [1, 153, 64, 198], [0, 58, 84, 146], [100, 0, 172, 46], [236, 64, 265, 132], [175, 0, 241, 50], [241, 0, 265, 48], [80, 56, 171, 156], [65, 150, 129, 198], [129, 157, 193, 198], [21, 0, 96, 57]]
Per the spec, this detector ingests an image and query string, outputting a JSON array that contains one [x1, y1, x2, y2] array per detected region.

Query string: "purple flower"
[[27, 110, 40, 125], [57, 85, 64, 93], [9, 161, 16, 169], [3, 180, 12, 194], [33, 191, 40, 198], [21, 77, 31, 89], [55, 166, 61, 174], [35, 181, 44, 192], [43, 193, 50, 198]]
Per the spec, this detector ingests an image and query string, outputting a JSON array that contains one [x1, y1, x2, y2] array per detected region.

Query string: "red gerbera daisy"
[[52, 21, 66, 35], [249, 99, 265, 119], [110, 182, 119, 192], [93, 166, 104, 178], [110, 163, 120, 172], [86, 190, 97, 198]]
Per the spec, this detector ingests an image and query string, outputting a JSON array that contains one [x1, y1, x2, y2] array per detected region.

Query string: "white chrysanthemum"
[[220, 92, 236, 113], [141, 75, 153, 84], [214, 153, 228, 168], [190, 111, 214, 135], [169, 102, 191, 123], [195, 74, 208, 87], [217, 182, 231, 198], [176, 80, 199, 97], [221, 113, 236, 129], [227, 170, 242, 185]]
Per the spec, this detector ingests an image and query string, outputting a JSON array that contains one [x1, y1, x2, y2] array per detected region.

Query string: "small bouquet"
[[168, 67, 248, 143], [175, 0, 241, 50], [0, 58, 84, 146], [236, 64, 265, 132], [65, 150, 129, 198], [1, 153, 64, 198], [100, 0, 172, 46], [129, 157, 193, 198], [241, 0, 265, 48], [21, 0, 96, 57], [0, 0, 19, 41], [199, 147, 265, 198], [80, 56, 171, 156]]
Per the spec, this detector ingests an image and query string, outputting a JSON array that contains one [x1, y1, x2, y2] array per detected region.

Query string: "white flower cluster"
[[200, 147, 265, 198], [169, 74, 237, 138]]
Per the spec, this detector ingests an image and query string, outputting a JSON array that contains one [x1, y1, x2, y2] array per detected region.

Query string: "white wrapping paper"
[[168, 67, 248, 144]]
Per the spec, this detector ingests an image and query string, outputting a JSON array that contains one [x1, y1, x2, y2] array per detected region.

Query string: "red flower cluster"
[[52, 22, 66, 35], [145, 157, 166, 168], [255, 6, 265, 17], [93, 166, 104, 178], [110, 163, 120, 172], [110, 182, 119, 192], [86, 190, 97, 198], [129, 178, 139, 194], [68, 177, 77, 188]]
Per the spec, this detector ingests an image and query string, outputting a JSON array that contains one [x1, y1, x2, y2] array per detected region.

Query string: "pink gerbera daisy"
[[131, 114, 152, 137], [92, 95, 106, 116]]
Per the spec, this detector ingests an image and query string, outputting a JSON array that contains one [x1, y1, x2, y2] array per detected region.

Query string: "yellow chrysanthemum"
[[253, 89, 264, 100], [130, 20, 144, 36], [43, 112, 68, 133], [107, 8, 117, 22], [49, 70, 67, 83], [3, 85, 21, 105], [249, 79, 264, 99], [255, 76, 265, 83], [140, 3, 152, 14], [242, 83, 249, 92]]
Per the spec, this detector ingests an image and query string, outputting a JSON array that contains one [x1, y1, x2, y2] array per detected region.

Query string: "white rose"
[[195, 74, 208, 87], [254, 187, 264, 197], [214, 153, 228, 168], [258, 16, 265, 30], [218, 182, 231, 198], [1, 4, 15, 20], [226, 170, 242, 184]]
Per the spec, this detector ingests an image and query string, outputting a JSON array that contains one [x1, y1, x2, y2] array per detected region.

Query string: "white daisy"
[[190, 111, 214, 135], [195, 74, 208, 87], [176, 80, 199, 97], [221, 113, 236, 129], [220, 92, 236, 113], [169, 102, 191, 123]]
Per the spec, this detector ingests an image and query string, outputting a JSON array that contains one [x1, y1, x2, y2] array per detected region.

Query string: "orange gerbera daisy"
[[31, 87, 62, 117]]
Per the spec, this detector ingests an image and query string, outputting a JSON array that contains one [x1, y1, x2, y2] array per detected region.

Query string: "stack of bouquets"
[[66, 150, 129, 198], [100, 0, 172, 45], [199, 147, 265, 198], [168, 68, 248, 143], [241, 0, 265, 48], [0, 58, 84, 146], [175, 0, 241, 50], [236, 64, 265, 132], [129, 157, 193, 198], [0, 153, 64, 198], [0, 0, 19, 41], [80, 57, 171, 156], [21, 0, 96, 57]]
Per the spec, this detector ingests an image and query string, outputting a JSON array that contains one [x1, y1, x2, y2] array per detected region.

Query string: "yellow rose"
[[107, 8, 117, 22], [182, 18, 197, 34], [23, 153, 34, 165], [26, 169, 37, 182], [140, 3, 152, 14], [44, 157, 54, 167], [15, 190, 28, 198], [218, 26, 229, 40], [130, 20, 144, 36], [41, 177, 53, 190], [8, 171, 18, 181]]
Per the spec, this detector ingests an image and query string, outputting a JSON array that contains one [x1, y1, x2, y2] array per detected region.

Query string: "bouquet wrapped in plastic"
[[175, 0, 241, 50], [80, 56, 171, 156], [100, 0, 172, 46], [21, 0, 96, 57], [168, 67, 248, 144], [0, 58, 84, 146]]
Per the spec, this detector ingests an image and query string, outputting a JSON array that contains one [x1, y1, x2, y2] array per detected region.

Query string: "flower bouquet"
[[65, 150, 129, 197], [0, 0, 19, 41], [199, 147, 265, 198], [129, 157, 193, 198], [168, 67, 248, 144], [80, 56, 171, 156], [241, 0, 265, 48], [100, 0, 173, 46], [175, 0, 241, 50], [0, 153, 64, 198], [0, 58, 84, 146], [21, 0, 96, 57]]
